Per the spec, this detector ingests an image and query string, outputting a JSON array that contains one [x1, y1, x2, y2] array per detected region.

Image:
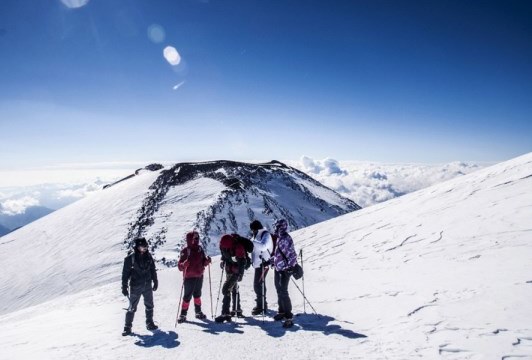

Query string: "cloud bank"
[[292, 157, 483, 207]]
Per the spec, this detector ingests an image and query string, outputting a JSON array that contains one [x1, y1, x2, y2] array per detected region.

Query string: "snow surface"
[[0, 153, 531, 359]]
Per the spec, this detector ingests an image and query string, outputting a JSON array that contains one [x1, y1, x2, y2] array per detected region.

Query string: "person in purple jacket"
[[271, 219, 298, 328]]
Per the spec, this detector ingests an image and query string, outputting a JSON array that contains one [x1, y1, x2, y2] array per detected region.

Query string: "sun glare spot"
[[60, 0, 89, 9], [163, 46, 181, 66]]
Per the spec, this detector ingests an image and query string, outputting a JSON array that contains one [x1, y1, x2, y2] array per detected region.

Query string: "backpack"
[[233, 234, 254, 253]]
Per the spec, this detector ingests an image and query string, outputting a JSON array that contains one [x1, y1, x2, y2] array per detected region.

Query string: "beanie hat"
[[249, 220, 263, 231], [134, 237, 148, 248]]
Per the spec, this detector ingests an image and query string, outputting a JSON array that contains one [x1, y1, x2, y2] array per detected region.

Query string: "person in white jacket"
[[249, 220, 273, 315]]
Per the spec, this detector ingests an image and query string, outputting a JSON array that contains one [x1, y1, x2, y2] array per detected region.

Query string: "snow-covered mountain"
[[125, 160, 360, 258], [0, 160, 359, 315], [0, 153, 531, 359]]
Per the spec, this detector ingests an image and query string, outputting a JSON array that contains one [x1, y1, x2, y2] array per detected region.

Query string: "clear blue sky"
[[0, 0, 531, 168]]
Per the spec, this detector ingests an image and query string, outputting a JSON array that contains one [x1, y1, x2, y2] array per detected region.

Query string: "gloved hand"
[[122, 287, 129, 297], [220, 260, 225, 269], [152, 279, 158, 292], [206, 256, 212, 264], [237, 273, 243, 282]]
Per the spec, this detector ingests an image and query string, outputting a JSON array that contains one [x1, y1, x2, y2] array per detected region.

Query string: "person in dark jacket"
[[176, 231, 212, 323], [215, 234, 247, 323], [272, 219, 298, 328], [121, 237, 159, 336]]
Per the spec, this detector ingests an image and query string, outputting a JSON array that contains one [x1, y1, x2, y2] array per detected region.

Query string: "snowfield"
[[0, 153, 531, 359]]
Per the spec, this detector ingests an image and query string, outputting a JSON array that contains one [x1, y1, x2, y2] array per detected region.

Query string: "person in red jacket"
[[215, 234, 248, 323], [177, 231, 211, 323]]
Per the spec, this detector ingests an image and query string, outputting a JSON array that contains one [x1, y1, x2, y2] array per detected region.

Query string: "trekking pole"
[[260, 258, 267, 324], [208, 263, 214, 319], [175, 267, 187, 327], [235, 282, 240, 324], [290, 277, 318, 315], [300, 249, 306, 314], [214, 263, 225, 317]]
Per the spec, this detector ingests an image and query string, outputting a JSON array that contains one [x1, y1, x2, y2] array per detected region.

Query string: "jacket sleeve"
[[177, 249, 187, 271], [122, 255, 132, 289], [150, 255, 158, 282], [253, 231, 273, 252], [277, 234, 297, 269]]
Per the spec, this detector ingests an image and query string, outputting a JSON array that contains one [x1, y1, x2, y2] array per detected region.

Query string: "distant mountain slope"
[[0, 205, 54, 230], [0, 223, 9, 237], [127, 160, 360, 256]]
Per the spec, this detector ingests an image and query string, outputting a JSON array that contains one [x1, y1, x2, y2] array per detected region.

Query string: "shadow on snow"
[[134, 329, 180, 348], [184, 318, 245, 335], [243, 313, 367, 339]]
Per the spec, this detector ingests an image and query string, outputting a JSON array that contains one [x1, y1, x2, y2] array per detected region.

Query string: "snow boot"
[[251, 307, 267, 316], [146, 321, 158, 331], [230, 310, 245, 318], [122, 326, 132, 336], [215, 314, 232, 323], [177, 314, 187, 324], [195, 312, 207, 320], [273, 312, 286, 321], [282, 318, 294, 328]]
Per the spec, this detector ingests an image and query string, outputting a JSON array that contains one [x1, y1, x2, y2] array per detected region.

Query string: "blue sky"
[[0, 0, 531, 169]]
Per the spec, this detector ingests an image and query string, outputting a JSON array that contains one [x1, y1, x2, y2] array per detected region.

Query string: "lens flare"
[[147, 24, 165, 43], [163, 46, 181, 66], [60, 0, 89, 9]]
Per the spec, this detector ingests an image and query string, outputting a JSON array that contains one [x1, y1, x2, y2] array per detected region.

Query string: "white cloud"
[[292, 157, 482, 208], [56, 183, 101, 199], [163, 46, 181, 66], [0, 196, 40, 215]]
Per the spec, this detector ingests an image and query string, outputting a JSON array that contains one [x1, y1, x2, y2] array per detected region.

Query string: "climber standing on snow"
[[249, 220, 273, 315], [176, 231, 212, 323], [121, 237, 159, 336], [272, 219, 298, 328], [215, 234, 248, 323]]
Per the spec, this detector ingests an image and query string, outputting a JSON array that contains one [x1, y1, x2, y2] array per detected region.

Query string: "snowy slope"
[[1, 153, 531, 359], [0, 160, 358, 315]]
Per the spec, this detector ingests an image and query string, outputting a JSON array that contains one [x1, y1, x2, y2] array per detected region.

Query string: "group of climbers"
[[120, 218, 301, 335]]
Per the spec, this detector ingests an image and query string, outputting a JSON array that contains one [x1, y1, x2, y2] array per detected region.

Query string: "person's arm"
[[177, 249, 188, 271], [121, 255, 132, 295], [150, 255, 158, 291]]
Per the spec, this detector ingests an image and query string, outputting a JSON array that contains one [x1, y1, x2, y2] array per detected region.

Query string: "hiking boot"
[[146, 321, 158, 331], [195, 312, 207, 320], [282, 318, 294, 328], [215, 314, 232, 323], [122, 326, 132, 336], [273, 312, 286, 321], [251, 307, 266, 316], [230, 310, 245, 318], [177, 314, 187, 324]]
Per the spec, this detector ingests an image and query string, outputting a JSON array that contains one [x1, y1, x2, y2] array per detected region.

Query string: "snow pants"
[[125, 283, 154, 327], [221, 273, 241, 314], [180, 276, 203, 314], [274, 270, 292, 317], [253, 263, 269, 309]]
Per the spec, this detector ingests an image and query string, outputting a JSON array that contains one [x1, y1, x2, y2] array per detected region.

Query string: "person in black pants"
[[121, 237, 159, 335], [215, 234, 247, 323]]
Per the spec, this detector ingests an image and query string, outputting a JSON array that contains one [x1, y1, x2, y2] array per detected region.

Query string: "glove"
[[220, 260, 225, 269], [122, 287, 129, 297], [206, 256, 212, 264], [237, 274, 243, 282], [152, 279, 158, 292]]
